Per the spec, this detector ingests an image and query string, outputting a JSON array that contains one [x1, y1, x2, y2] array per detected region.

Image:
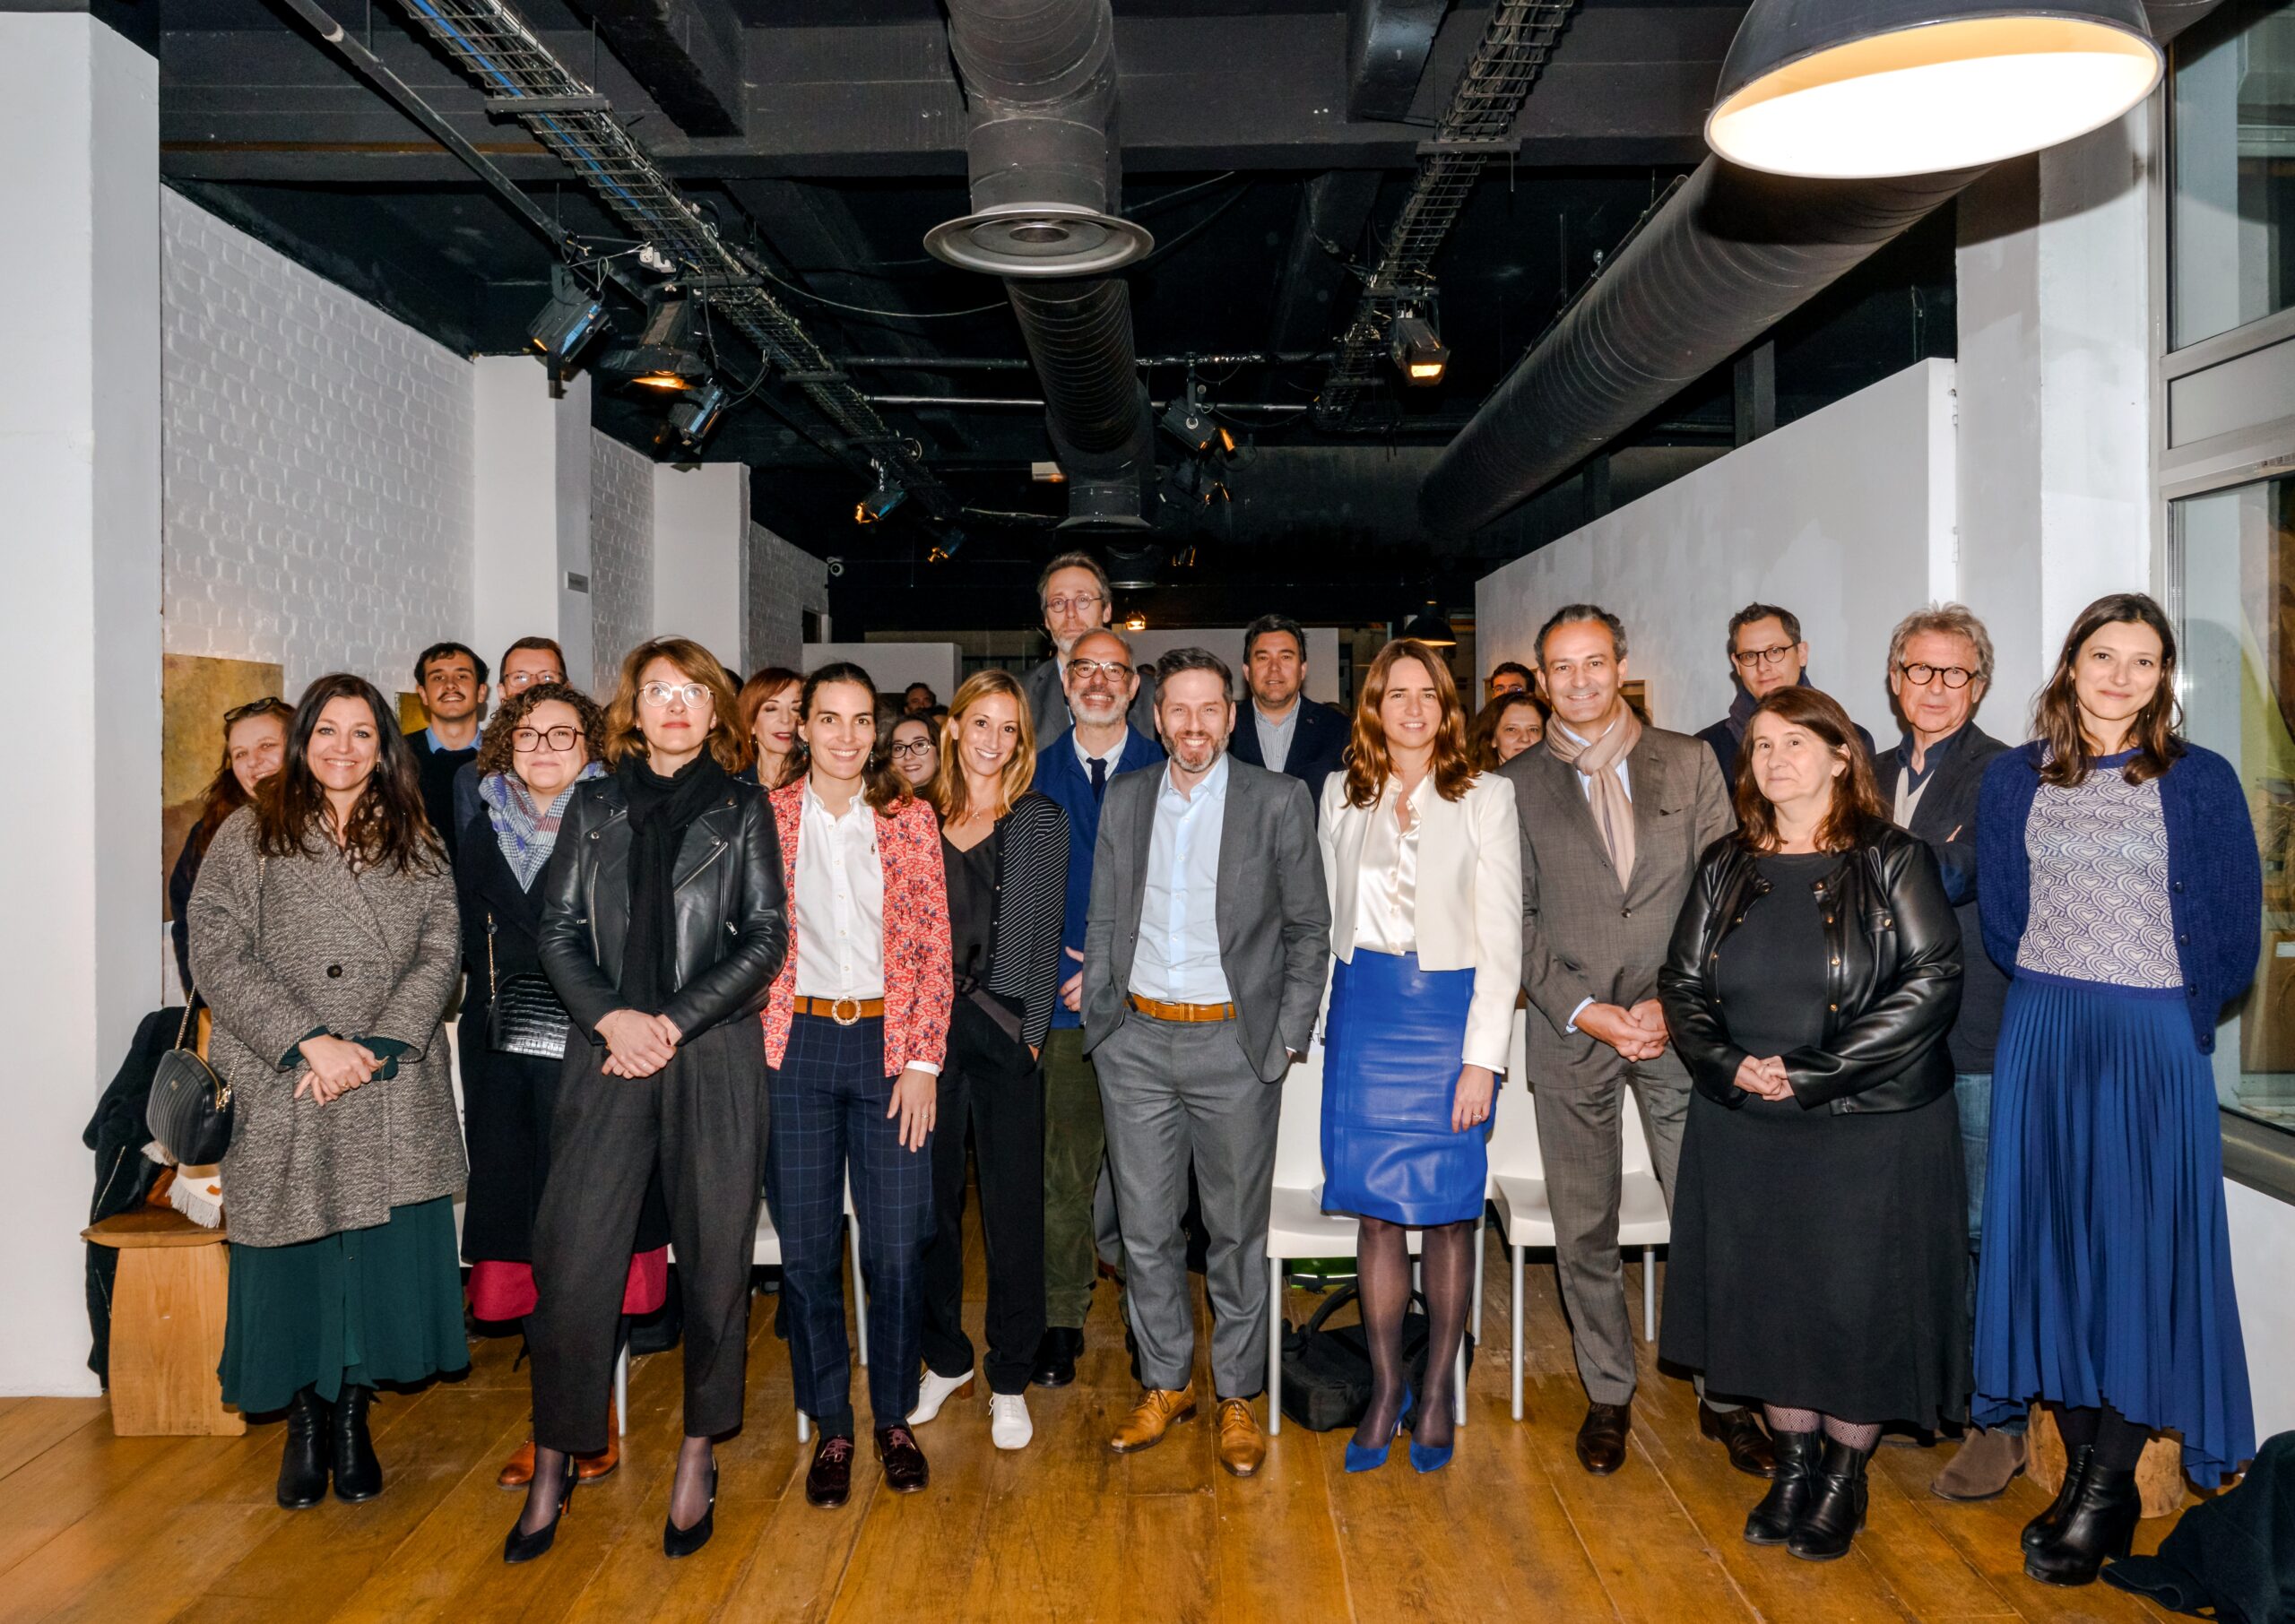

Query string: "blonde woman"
[[905, 670, 1070, 1449]]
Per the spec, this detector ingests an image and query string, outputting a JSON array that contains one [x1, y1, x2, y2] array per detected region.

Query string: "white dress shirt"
[[792, 782, 887, 1000], [1253, 700, 1301, 775], [1073, 728, 1129, 777], [1128, 754, 1234, 1004], [1556, 717, 1631, 1035], [1350, 775, 1425, 955]]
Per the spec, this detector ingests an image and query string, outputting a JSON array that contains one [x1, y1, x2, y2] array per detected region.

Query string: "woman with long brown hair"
[[735, 665, 805, 790], [906, 671, 1068, 1450], [188, 673, 466, 1514], [1659, 685, 1965, 1563], [1971, 592, 2258, 1585], [169, 696, 293, 997], [1317, 639, 1520, 1474], [1468, 687, 1546, 770], [513, 637, 788, 1565]]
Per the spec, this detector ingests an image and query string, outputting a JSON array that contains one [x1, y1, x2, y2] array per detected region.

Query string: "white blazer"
[[1318, 768, 1523, 1073]]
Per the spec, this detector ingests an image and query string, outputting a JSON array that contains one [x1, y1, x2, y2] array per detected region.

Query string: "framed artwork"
[[160, 654, 286, 917]]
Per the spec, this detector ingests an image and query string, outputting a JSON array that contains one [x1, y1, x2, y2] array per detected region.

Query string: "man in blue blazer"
[[1033, 626, 1164, 1388], [1225, 613, 1349, 809]]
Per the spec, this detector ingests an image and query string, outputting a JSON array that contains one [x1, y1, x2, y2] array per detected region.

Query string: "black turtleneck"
[[618, 750, 726, 1014]]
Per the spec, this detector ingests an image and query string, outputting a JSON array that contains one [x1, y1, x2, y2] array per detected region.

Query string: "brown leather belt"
[[1127, 993, 1236, 1024], [793, 996, 886, 1025]]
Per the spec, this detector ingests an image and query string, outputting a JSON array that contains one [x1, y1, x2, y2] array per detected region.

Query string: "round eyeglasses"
[[640, 681, 710, 709], [1898, 662, 1977, 690], [513, 725, 581, 752]]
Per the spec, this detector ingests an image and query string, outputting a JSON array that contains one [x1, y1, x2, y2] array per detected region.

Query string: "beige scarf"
[[1546, 705, 1642, 886]]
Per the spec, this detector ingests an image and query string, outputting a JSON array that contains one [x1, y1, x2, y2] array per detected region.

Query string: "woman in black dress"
[[456, 682, 669, 1489], [1659, 685, 1966, 1563]]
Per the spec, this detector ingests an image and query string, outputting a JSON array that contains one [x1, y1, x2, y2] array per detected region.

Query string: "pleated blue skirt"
[[1972, 973, 2255, 1485], [1320, 949, 1485, 1226]]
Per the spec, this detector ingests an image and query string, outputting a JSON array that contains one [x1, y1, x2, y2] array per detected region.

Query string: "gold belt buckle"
[[831, 996, 862, 1027]]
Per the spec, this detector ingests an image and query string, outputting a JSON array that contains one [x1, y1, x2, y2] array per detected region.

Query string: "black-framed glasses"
[[1898, 661, 1977, 690], [512, 725, 582, 752], [1732, 643, 1798, 669], [888, 740, 935, 759], [223, 697, 286, 724], [1044, 592, 1104, 617]]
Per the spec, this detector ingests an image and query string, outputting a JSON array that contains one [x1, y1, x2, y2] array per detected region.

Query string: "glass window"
[[2171, 0, 2295, 349], [2178, 476, 2295, 1135]]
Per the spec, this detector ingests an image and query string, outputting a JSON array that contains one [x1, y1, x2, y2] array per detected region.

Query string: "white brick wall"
[[160, 188, 475, 698], [747, 522, 829, 676], [589, 431, 654, 695]]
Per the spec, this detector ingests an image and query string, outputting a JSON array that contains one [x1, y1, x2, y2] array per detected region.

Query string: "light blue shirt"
[[1253, 700, 1300, 775], [1128, 753, 1234, 1004]]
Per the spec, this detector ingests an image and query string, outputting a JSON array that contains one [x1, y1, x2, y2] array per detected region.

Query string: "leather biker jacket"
[[1658, 817, 1962, 1115], [537, 772, 790, 1043]]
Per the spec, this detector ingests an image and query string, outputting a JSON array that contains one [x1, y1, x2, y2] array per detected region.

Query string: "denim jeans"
[[1955, 1070, 2022, 1435]]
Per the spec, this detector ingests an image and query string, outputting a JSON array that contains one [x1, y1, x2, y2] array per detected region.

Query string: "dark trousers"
[[528, 1021, 764, 1455], [1043, 1025, 1113, 1327], [768, 1013, 934, 1438], [921, 998, 1047, 1394]]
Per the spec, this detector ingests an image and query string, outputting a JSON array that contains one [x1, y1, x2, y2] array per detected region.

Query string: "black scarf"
[[618, 751, 725, 1015]]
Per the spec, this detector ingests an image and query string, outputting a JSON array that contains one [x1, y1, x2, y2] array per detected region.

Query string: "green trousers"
[[1042, 1028, 1111, 1329]]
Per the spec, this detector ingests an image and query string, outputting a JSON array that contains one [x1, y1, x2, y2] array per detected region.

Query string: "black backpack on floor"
[[1277, 1283, 1474, 1432]]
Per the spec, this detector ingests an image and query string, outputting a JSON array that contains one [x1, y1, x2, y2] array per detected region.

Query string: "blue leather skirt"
[[1320, 949, 1486, 1226]]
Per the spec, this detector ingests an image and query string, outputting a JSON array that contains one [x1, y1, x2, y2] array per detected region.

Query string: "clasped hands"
[[596, 1008, 683, 1078], [1575, 998, 1669, 1063], [294, 1032, 380, 1104], [1732, 1053, 1794, 1102]]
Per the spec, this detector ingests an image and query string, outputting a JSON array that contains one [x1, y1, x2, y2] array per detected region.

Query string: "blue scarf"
[[481, 761, 605, 890]]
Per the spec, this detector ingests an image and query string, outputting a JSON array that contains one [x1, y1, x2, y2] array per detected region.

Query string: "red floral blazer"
[[760, 782, 953, 1077]]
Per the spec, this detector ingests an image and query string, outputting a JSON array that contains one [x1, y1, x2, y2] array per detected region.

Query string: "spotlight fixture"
[[1104, 542, 1163, 591], [601, 298, 708, 393], [853, 462, 907, 525], [1402, 601, 1459, 647], [1124, 611, 1147, 632], [526, 266, 606, 376], [1390, 312, 1450, 385], [927, 526, 968, 564], [1707, 0, 2160, 179], [667, 380, 730, 450], [1159, 376, 1220, 454]]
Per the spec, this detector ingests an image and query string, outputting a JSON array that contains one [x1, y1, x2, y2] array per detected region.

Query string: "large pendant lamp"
[[1706, 0, 2161, 179]]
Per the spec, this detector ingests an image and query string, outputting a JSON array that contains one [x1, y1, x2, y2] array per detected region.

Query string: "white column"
[[472, 358, 593, 687], [1955, 105, 2160, 720], [652, 462, 749, 672], [0, 14, 160, 1395]]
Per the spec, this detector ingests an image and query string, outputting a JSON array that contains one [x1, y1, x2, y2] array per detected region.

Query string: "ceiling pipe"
[[1418, 0, 2228, 540], [930, 0, 1157, 529]]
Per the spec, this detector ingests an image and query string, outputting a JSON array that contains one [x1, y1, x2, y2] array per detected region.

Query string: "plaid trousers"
[[767, 1012, 935, 1436]]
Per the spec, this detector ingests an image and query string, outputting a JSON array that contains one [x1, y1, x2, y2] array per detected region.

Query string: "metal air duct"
[[931, 0, 1156, 528]]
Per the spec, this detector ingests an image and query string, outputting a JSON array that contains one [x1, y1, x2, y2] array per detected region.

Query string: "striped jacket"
[[969, 792, 1070, 1050], [761, 782, 953, 1076]]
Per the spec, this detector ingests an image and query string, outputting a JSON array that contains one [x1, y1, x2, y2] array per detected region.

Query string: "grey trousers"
[[1533, 1053, 1690, 1408], [1094, 1013, 1281, 1399]]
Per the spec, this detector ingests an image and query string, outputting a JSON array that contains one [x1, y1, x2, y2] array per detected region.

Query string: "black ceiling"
[[153, 0, 1956, 630]]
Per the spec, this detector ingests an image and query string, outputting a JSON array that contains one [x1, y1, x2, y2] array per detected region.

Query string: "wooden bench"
[[82, 1208, 243, 1437]]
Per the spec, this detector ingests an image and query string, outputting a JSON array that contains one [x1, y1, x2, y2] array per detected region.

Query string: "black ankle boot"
[[2022, 1444, 2091, 1551], [1745, 1430, 1821, 1544], [331, 1383, 383, 1503], [276, 1386, 332, 1510], [1786, 1438, 1870, 1562], [2024, 1460, 2141, 1586]]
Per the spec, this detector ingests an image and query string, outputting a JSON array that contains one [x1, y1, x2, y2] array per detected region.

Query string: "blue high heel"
[[1409, 1395, 1455, 1473], [1344, 1387, 1413, 1473]]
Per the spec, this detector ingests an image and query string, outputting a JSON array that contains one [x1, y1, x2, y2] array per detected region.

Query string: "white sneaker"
[[990, 1392, 1034, 1451], [906, 1367, 974, 1426]]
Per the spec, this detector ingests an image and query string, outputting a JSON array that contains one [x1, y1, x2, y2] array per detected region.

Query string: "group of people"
[[165, 549, 2258, 1590]]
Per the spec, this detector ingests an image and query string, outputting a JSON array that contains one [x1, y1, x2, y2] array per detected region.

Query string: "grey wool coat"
[[186, 807, 466, 1248]]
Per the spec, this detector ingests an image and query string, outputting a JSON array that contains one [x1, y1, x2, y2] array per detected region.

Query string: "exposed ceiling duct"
[[1418, 0, 2226, 540], [931, 0, 1156, 530]]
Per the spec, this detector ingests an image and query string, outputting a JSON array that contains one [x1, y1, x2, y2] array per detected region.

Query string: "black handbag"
[[147, 999, 235, 1165], [486, 914, 573, 1059], [1277, 1282, 1473, 1432]]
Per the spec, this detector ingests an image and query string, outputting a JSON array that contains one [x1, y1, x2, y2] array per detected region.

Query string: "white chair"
[[1490, 1015, 1671, 1421], [1262, 1041, 1485, 1437]]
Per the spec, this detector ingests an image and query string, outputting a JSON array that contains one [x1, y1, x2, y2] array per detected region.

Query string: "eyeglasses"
[[1067, 659, 1130, 683], [1732, 643, 1799, 670], [639, 681, 710, 709], [512, 725, 581, 752], [1044, 592, 1104, 617], [1898, 661, 1978, 690], [223, 698, 284, 724], [888, 740, 935, 759], [501, 669, 562, 692]]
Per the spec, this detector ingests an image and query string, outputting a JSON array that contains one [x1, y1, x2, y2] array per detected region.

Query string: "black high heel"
[[2024, 1461, 2141, 1586], [663, 1460, 717, 1559], [502, 1456, 575, 1565], [2022, 1444, 2091, 1551]]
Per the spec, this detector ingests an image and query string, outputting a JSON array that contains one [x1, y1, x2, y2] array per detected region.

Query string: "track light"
[[1707, 0, 2160, 179], [853, 462, 907, 524], [601, 298, 709, 393], [527, 266, 606, 376], [1390, 313, 1449, 384], [1159, 376, 1218, 454], [667, 380, 730, 450]]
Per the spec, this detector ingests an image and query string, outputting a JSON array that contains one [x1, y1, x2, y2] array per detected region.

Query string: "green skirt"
[[220, 1196, 470, 1414]]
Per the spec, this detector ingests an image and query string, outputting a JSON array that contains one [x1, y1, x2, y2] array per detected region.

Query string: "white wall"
[[589, 431, 654, 695], [748, 523, 829, 676], [805, 642, 961, 701], [1122, 626, 1344, 707], [1476, 359, 1958, 742], [653, 462, 746, 674], [2227, 1181, 2295, 1442]]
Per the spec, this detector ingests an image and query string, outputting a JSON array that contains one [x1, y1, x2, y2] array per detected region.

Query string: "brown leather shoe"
[[1699, 1402, 1776, 1479], [805, 1434, 854, 1508], [1576, 1401, 1632, 1474], [574, 1397, 621, 1481], [497, 1437, 536, 1489], [1214, 1398, 1266, 1479], [1930, 1427, 2027, 1501], [876, 1425, 930, 1493], [1107, 1386, 1197, 1455]]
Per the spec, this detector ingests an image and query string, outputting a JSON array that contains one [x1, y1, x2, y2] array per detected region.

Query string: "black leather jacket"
[[1658, 817, 1962, 1115], [537, 772, 789, 1043]]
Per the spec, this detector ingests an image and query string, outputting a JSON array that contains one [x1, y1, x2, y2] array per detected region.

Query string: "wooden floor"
[[0, 1234, 2188, 1624]]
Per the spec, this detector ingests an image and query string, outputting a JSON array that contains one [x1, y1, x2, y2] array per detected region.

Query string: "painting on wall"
[[398, 692, 429, 735], [160, 654, 287, 918]]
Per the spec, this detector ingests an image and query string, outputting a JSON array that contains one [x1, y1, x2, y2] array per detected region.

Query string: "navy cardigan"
[[1977, 740, 2261, 1053], [1035, 725, 1165, 1032]]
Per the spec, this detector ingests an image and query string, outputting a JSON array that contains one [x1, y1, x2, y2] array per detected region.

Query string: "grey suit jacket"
[[1025, 655, 1158, 749], [1080, 756, 1330, 1082], [1502, 725, 1736, 1088]]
